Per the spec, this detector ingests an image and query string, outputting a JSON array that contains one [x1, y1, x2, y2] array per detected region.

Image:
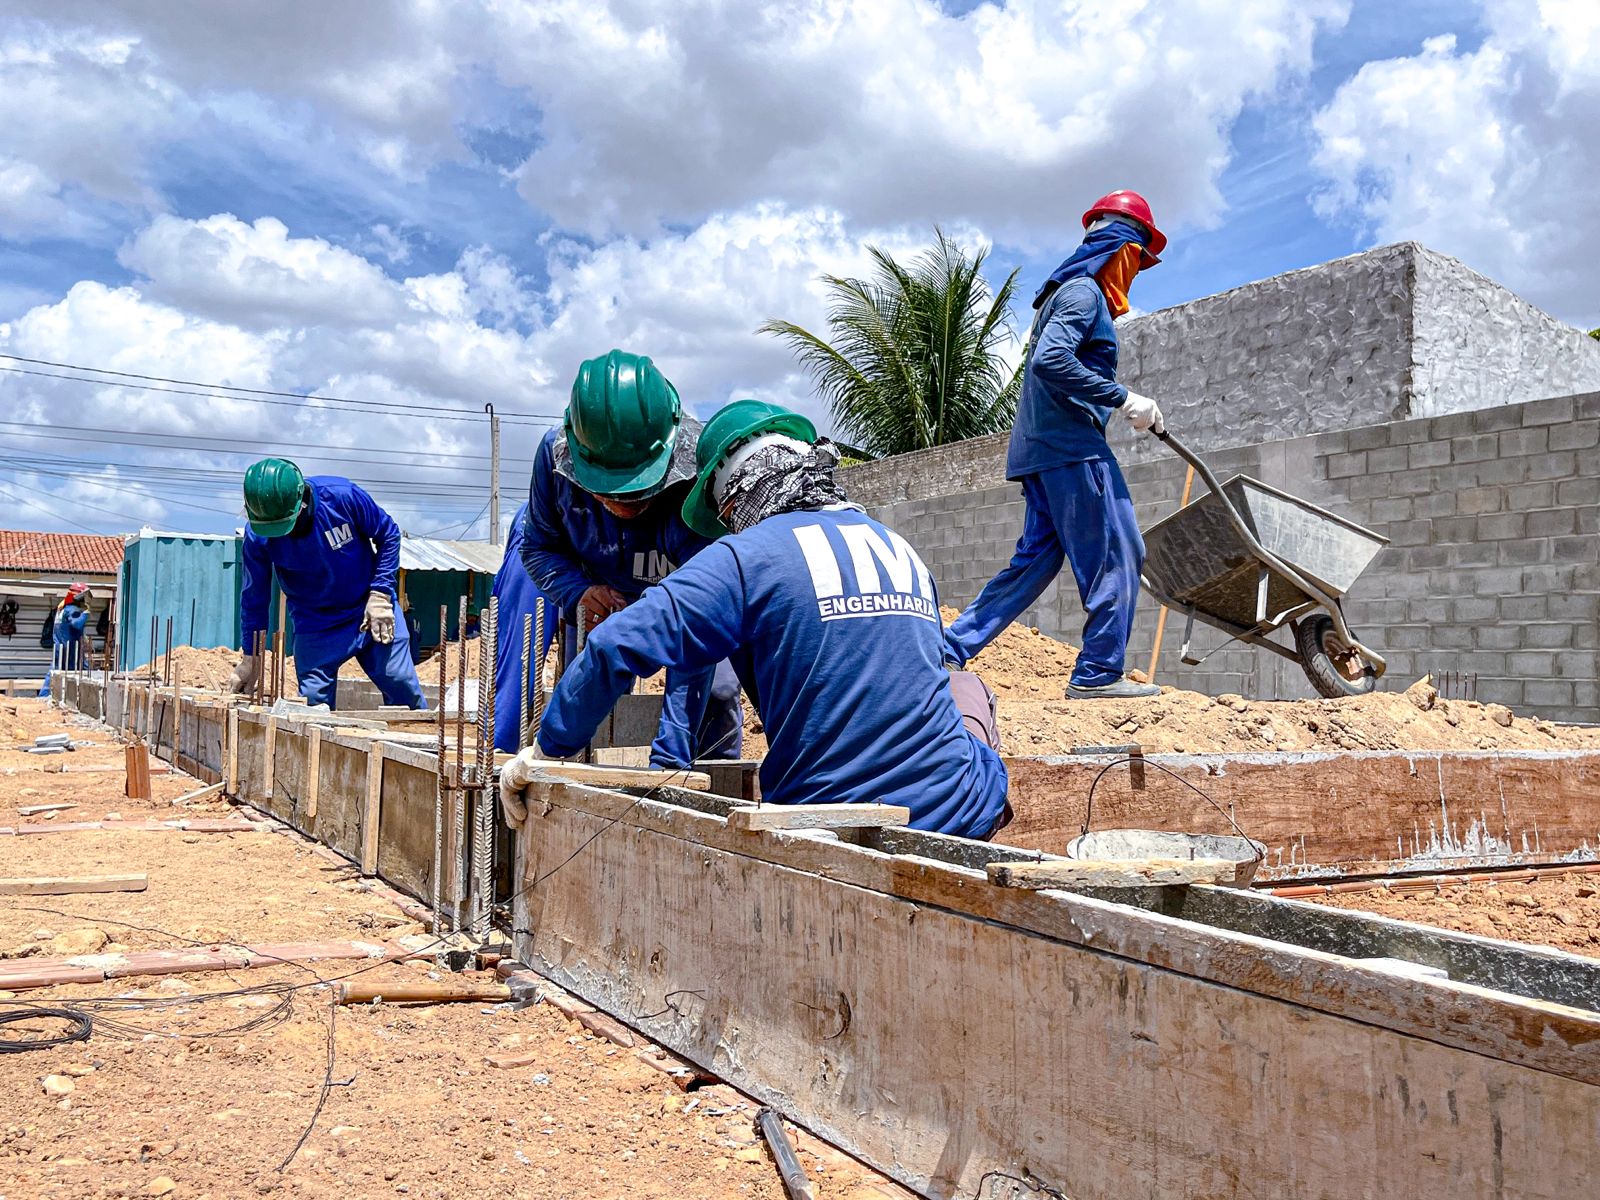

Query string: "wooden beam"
[[170, 782, 224, 807], [361, 741, 384, 876], [17, 803, 77, 817], [530, 761, 711, 791], [986, 857, 1244, 889], [0, 873, 148, 895], [262, 715, 277, 800], [726, 803, 911, 833], [304, 726, 322, 821], [225, 705, 239, 795], [123, 742, 150, 801]]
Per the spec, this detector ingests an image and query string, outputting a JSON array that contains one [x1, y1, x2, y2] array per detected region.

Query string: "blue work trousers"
[[294, 616, 427, 710], [944, 460, 1144, 688]]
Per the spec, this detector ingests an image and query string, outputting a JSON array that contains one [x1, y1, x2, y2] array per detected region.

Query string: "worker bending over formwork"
[[945, 189, 1168, 700], [231, 458, 427, 710], [502, 400, 1009, 841], [520, 349, 741, 767]]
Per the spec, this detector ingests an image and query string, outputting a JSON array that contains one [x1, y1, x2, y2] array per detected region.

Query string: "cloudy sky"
[[1, 0, 1594, 538]]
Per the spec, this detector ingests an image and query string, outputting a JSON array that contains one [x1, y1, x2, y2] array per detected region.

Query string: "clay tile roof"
[[0, 529, 124, 576]]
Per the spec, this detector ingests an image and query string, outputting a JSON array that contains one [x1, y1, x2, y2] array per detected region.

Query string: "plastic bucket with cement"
[[1064, 829, 1267, 887]]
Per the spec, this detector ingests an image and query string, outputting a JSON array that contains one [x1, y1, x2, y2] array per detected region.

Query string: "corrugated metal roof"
[[0, 529, 123, 576], [398, 537, 504, 574]]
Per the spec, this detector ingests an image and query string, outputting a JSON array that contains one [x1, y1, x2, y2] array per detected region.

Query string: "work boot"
[[1067, 677, 1160, 700]]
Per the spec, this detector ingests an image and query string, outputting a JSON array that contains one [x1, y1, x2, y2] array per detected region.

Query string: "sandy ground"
[[1314, 874, 1600, 960], [0, 700, 906, 1200]]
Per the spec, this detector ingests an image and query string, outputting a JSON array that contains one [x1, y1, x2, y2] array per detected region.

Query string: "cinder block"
[[1428, 411, 1480, 439], [1523, 680, 1575, 709], [1548, 420, 1600, 451], [1345, 473, 1393, 501], [1452, 596, 1498, 622], [1474, 456, 1531, 486], [1508, 650, 1558, 676], [1472, 567, 1526, 596], [1428, 625, 1473, 650], [1448, 541, 1498, 567], [1524, 623, 1579, 650], [1388, 421, 1432, 446], [1324, 450, 1366, 479], [1580, 507, 1600, 534], [1497, 539, 1550, 567], [1383, 625, 1430, 650], [1473, 625, 1523, 651], [1389, 468, 1438, 497], [1407, 440, 1451, 469], [1412, 490, 1457, 518], [1556, 477, 1600, 506], [1521, 395, 1576, 426], [1454, 486, 1504, 515], [1527, 508, 1578, 538], [1577, 392, 1600, 419], [1407, 598, 1452, 624], [1548, 592, 1600, 621], [1408, 545, 1450, 570], [1500, 595, 1548, 621], [1345, 425, 1390, 452], [1504, 482, 1556, 510], [1366, 445, 1409, 474], [1522, 563, 1581, 593], [1552, 535, 1600, 563], [1449, 434, 1499, 464], [1525, 451, 1577, 481], [1369, 497, 1413, 523], [1473, 405, 1526, 433], [1430, 515, 1478, 543], [1385, 519, 1433, 546], [1475, 513, 1527, 541]]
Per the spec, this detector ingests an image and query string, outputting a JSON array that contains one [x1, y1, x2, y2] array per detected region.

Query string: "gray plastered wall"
[[847, 391, 1600, 724]]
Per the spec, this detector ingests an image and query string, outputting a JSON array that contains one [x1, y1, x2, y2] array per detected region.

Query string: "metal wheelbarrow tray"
[[1141, 431, 1389, 697]]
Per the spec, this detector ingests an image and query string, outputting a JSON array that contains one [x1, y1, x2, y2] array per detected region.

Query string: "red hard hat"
[[65, 582, 88, 599], [1083, 190, 1166, 265]]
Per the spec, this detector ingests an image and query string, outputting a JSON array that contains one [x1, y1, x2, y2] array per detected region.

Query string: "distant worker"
[[231, 459, 426, 710], [521, 349, 741, 767], [490, 501, 555, 753], [502, 400, 1008, 840], [944, 189, 1168, 699], [38, 583, 90, 698]]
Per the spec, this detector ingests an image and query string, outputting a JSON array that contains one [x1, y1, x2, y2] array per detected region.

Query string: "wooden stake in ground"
[[124, 741, 151, 800]]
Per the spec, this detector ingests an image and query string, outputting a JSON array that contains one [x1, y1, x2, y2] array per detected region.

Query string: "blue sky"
[[1, 0, 1594, 536]]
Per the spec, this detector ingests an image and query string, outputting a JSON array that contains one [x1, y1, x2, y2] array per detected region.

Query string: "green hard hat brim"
[[247, 496, 304, 538], [682, 411, 818, 539], [566, 433, 678, 499]]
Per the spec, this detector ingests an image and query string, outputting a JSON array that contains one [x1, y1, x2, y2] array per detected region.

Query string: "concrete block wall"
[[1110, 243, 1600, 467], [847, 391, 1600, 723]]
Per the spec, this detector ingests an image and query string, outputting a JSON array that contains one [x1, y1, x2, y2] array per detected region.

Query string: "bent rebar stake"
[[469, 597, 498, 941]]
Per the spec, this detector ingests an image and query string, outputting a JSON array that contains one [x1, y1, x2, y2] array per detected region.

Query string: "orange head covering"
[[1095, 242, 1143, 319]]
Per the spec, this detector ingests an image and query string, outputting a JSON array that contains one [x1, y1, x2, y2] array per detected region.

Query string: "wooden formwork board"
[[1005, 748, 1600, 879], [514, 779, 1600, 1199]]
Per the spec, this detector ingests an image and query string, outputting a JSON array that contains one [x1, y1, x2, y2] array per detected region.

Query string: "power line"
[[0, 483, 104, 534], [0, 364, 555, 427], [0, 352, 560, 424]]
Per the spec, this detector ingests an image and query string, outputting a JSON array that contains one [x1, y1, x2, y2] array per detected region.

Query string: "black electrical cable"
[[0, 1005, 94, 1052]]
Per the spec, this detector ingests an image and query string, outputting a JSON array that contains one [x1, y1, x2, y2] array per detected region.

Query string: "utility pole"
[[486, 402, 501, 544]]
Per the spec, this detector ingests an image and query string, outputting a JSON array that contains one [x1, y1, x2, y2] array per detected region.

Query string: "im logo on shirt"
[[791, 523, 937, 624]]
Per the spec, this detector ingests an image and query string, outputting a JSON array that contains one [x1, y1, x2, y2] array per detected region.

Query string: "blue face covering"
[[1033, 222, 1150, 308]]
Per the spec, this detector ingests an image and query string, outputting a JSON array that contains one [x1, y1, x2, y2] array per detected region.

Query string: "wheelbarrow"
[[1140, 429, 1388, 698]]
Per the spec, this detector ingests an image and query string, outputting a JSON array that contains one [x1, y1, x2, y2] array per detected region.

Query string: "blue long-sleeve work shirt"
[[538, 506, 1009, 838], [241, 476, 401, 646], [53, 604, 87, 646], [492, 503, 556, 753], [1006, 278, 1129, 479]]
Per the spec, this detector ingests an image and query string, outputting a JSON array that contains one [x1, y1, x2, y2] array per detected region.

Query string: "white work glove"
[[498, 746, 552, 830], [228, 654, 259, 695], [1121, 390, 1165, 434], [360, 591, 396, 644]]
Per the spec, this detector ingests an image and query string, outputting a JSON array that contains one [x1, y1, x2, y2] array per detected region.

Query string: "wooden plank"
[[361, 741, 383, 876], [123, 742, 150, 800], [16, 803, 77, 817], [0, 873, 148, 895], [726, 803, 910, 833], [516, 782, 1600, 1199], [530, 780, 1600, 1088], [986, 857, 1241, 889], [170, 782, 224, 806], [305, 726, 322, 821], [529, 761, 711, 791], [226, 705, 239, 795], [262, 715, 277, 800]]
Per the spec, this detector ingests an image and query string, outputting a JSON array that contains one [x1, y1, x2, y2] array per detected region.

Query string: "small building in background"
[[0, 529, 123, 682]]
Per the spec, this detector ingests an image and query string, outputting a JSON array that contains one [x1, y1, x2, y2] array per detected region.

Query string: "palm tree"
[[759, 230, 1022, 459]]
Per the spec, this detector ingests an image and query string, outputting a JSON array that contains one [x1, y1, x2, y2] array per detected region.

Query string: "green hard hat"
[[681, 399, 816, 538], [565, 349, 683, 497], [243, 457, 306, 538]]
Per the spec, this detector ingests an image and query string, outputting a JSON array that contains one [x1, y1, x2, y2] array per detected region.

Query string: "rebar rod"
[[531, 598, 546, 745], [471, 598, 497, 940], [518, 611, 533, 752], [453, 595, 469, 934], [433, 604, 448, 953]]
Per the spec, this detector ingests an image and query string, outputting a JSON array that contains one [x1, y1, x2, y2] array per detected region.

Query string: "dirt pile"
[[133, 646, 387, 696], [958, 611, 1600, 756], [1316, 873, 1600, 960]]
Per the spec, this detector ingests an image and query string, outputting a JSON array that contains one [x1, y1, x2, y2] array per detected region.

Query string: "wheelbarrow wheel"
[[1295, 615, 1378, 698]]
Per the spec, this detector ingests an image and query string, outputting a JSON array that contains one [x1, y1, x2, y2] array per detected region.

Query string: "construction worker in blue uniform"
[[944, 189, 1170, 699], [490, 501, 558, 754], [38, 583, 90, 697], [501, 400, 1008, 840], [520, 349, 742, 768], [231, 459, 426, 710]]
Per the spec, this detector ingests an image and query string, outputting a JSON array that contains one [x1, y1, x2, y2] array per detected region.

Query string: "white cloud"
[[1311, 0, 1600, 323], [493, 0, 1348, 243]]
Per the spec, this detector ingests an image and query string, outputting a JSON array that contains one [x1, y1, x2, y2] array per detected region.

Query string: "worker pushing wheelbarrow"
[[1141, 429, 1388, 698]]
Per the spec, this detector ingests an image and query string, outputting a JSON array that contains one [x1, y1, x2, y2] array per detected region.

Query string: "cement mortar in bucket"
[[1065, 829, 1266, 887]]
